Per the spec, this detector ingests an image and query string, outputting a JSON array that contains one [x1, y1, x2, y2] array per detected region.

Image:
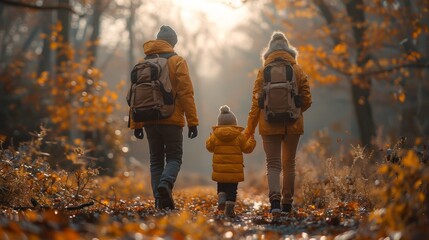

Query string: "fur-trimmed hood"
[[262, 31, 298, 62]]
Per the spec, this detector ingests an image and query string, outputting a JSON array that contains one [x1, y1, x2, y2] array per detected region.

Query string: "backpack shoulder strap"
[[285, 62, 294, 82]]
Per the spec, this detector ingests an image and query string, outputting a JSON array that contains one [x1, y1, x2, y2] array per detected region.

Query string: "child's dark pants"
[[217, 182, 238, 201]]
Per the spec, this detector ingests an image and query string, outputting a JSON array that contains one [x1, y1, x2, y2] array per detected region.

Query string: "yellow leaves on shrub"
[[384, 204, 406, 231], [116, 79, 126, 90], [39, 33, 48, 39], [88, 68, 102, 80], [43, 67, 117, 132], [406, 51, 422, 62], [377, 164, 389, 174], [397, 91, 406, 103], [50, 41, 59, 50], [412, 26, 422, 39], [392, 88, 406, 103], [37, 71, 49, 86], [33, 28, 118, 135], [372, 149, 428, 231], [402, 150, 420, 169], [55, 22, 63, 32], [333, 43, 347, 55], [108, 92, 118, 101]]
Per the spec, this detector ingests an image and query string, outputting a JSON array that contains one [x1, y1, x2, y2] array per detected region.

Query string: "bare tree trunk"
[[38, 12, 53, 75], [399, 0, 429, 144], [56, 0, 70, 68], [84, 0, 102, 159], [345, 0, 375, 147], [350, 82, 375, 147], [21, 28, 39, 54], [88, 0, 102, 68], [56, 0, 76, 142], [127, 1, 136, 70], [0, 2, 4, 29], [0, 3, 9, 72], [313, 0, 375, 146]]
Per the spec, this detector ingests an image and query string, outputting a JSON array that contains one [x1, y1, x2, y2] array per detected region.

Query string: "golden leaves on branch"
[[401, 151, 420, 169], [393, 89, 406, 103], [272, 0, 287, 10], [35, 26, 119, 133], [36, 71, 49, 86], [332, 43, 347, 55]]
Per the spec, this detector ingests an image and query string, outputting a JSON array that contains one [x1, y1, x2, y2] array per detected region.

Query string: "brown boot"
[[225, 201, 236, 218]]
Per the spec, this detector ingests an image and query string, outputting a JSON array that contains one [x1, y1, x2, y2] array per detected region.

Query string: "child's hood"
[[212, 126, 244, 142]]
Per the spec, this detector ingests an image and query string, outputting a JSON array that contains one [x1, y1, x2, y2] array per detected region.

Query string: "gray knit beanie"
[[156, 25, 178, 47], [269, 32, 289, 49], [263, 31, 298, 60], [217, 105, 237, 126]]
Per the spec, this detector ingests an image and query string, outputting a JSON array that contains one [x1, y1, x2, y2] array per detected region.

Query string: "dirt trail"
[[0, 187, 363, 239]]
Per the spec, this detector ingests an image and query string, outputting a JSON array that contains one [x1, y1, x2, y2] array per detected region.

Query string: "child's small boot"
[[225, 201, 236, 218], [218, 192, 226, 211]]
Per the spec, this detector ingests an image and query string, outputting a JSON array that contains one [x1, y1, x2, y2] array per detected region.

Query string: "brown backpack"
[[126, 53, 176, 122], [258, 58, 302, 123]]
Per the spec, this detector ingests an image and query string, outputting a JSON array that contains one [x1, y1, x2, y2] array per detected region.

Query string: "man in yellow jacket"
[[130, 25, 199, 210]]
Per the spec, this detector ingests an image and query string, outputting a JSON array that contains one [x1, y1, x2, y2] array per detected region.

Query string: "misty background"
[[1, 0, 427, 184]]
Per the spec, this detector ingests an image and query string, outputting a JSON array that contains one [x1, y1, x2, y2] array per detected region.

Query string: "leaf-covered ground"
[[0, 187, 367, 239]]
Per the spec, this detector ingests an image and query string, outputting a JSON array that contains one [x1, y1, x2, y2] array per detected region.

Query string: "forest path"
[[0, 187, 363, 239], [101, 187, 362, 239]]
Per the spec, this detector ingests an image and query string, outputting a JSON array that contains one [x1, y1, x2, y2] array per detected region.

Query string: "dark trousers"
[[144, 125, 183, 199], [217, 182, 238, 202]]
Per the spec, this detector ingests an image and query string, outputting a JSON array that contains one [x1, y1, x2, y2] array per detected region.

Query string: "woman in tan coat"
[[244, 32, 312, 216]]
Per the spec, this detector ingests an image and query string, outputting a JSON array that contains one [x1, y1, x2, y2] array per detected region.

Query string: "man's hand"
[[134, 128, 144, 139], [188, 126, 198, 139]]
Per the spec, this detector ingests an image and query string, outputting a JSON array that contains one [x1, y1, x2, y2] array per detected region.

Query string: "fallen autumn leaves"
[[0, 187, 366, 239]]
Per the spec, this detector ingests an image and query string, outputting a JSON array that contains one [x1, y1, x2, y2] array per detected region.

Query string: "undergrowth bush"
[[301, 145, 375, 211], [369, 147, 429, 236], [0, 127, 98, 209], [298, 128, 377, 210]]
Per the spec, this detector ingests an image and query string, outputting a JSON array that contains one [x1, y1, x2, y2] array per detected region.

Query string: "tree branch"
[[64, 201, 94, 210], [359, 63, 429, 76], [0, 0, 77, 14], [312, 0, 342, 45]]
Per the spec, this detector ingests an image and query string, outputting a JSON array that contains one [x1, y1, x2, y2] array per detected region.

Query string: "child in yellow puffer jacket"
[[206, 105, 256, 217]]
